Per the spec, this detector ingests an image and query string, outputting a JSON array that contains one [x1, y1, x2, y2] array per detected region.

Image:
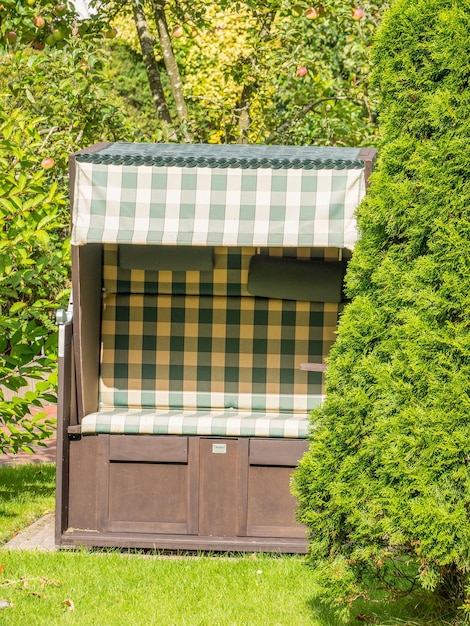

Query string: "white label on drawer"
[[212, 443, 227, 454]]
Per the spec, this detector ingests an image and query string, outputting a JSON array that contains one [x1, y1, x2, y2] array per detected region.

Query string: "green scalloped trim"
[[76, 153, 364, 170], [75, 144, 365, 170]]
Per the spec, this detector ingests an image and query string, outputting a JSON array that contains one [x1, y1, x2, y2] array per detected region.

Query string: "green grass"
[[0, 551, 452, 626], [0, 464, 55, 545], [0, 465, 452, 625], [0, 551, 325, 625]]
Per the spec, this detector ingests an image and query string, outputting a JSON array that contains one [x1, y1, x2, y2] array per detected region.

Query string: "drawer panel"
[[109, 435, 188, 463], [249, 438, 308, 467]]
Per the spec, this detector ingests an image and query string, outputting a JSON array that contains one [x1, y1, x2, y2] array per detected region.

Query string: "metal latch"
[[56, 308, 73, 325]]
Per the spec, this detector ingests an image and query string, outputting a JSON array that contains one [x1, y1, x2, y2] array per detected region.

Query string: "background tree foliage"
[[0, 0, 131, 452], [102, 0, 389, 144], [293, 0, 470, 622]]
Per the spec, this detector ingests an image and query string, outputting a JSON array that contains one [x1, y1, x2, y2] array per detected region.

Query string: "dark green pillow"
[[247, 255, 346, 302], [119, 245, 214, 272]]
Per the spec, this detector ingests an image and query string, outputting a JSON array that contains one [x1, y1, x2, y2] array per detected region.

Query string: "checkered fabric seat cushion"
[[81, 408, 309, 438]]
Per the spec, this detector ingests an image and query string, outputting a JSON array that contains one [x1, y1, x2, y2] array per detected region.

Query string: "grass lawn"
[[0, 464, 450, 625], [0, 551, 329, 625], [0, 464, 55, 545], [0, 550, 447, 626]]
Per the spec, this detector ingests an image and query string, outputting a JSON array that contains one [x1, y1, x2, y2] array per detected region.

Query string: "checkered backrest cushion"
[[103, 244, 252, 296], [102, 244, 343, 297], [99, 293, 339, 413], [99, 245, 342, 413]]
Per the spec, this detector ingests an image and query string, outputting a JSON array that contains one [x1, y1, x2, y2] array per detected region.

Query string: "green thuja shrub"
[[293, 0, 470, 622]]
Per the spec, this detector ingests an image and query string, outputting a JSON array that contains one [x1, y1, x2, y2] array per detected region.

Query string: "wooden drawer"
[[249, 438, 308, 467], [109, 435, 188, 463]]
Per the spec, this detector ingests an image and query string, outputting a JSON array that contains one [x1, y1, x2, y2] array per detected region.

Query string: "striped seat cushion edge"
[[81, 409, 313, 439]]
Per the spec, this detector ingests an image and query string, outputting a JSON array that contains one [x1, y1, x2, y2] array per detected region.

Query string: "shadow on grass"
[[0, 463, 55, 519], [307, 587, 457, 626], [0, 463, 55, 496]]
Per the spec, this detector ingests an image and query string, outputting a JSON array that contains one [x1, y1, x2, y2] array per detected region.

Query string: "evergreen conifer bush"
[[293, 0, 470, 622]]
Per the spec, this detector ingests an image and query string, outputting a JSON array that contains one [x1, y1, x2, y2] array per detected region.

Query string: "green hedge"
[[293, 0, 470, 622]]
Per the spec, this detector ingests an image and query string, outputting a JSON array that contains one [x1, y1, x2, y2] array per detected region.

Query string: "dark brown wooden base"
[[58, 433, 308, 553], [59, 531, 307, 553]]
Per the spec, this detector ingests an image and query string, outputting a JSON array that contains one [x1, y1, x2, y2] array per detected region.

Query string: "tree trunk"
[[236, 83, 253, 144], [132, 0, 174, 137], [153, 0, 191, 140], [234, 8, 278, 144]]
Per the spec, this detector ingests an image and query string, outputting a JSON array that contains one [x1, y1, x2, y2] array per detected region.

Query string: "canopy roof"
[[71, 143, 375, 249]]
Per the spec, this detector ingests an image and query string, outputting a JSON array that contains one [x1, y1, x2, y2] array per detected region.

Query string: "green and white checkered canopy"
[[71, 143, 370, 249]]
